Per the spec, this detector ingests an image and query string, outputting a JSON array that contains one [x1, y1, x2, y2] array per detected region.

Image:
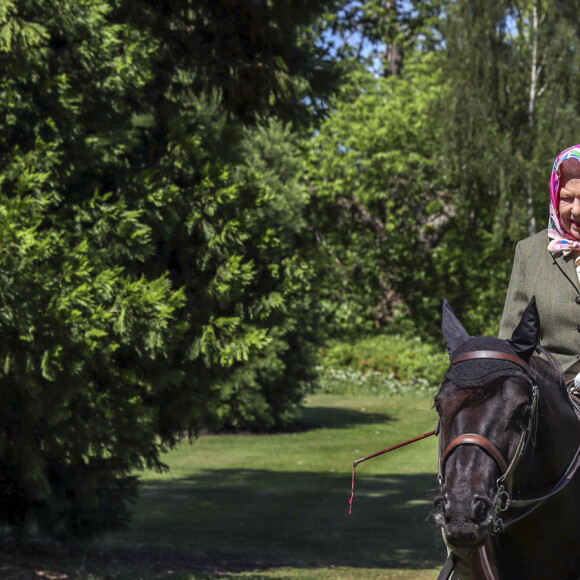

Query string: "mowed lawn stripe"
[[103, 394, 445, 577]]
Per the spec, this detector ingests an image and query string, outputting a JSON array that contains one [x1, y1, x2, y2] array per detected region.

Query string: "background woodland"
[[0, 0, 578, 540]]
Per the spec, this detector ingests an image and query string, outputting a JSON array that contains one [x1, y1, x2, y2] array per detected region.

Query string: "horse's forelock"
[[436, 380, 504, 423]]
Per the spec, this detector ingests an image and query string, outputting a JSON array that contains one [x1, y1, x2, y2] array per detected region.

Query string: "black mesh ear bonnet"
[[441, 297, 538, 388], [444, 336, 531, 388]]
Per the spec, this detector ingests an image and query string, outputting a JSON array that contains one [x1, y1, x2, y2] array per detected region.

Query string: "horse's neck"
[[526, 382, 580, 486], [493, 375, 580, 578]]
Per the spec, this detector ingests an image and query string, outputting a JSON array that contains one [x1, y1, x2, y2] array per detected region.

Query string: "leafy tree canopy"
[[5, 0, 580, 543], [0, 0, 336, 539]]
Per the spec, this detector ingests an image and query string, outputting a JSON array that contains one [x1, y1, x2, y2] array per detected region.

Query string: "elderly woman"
[[499, 144, 580, 385]]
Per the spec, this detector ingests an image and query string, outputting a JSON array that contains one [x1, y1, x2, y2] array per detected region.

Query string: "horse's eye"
[[514, 403, 530, 427]]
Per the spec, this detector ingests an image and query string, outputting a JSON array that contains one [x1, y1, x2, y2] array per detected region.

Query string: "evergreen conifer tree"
[[0, 0, 337, 539]]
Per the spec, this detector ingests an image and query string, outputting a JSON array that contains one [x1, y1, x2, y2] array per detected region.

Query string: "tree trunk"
[[526, 3, 538, 236]]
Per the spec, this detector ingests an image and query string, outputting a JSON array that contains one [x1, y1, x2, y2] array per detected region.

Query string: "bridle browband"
[[450, 350, 531, 374]]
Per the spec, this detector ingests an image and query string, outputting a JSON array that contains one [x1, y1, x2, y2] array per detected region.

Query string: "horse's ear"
[[442, 299, 470, 355], [507, 296, 540, 360]]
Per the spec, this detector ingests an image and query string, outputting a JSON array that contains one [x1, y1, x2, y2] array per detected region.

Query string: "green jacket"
[[499, 228, 580, 376]]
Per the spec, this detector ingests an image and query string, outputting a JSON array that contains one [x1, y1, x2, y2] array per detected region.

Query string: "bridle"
[[437, 348, 580, 580], [439, 349, 580, 534]]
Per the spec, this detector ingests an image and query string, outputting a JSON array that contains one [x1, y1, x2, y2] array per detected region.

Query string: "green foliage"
[[122, 0, 342, 122], [316, 366, 437, 397], [316, 334, 447, 396], [6, 0, 580, 544], [0, 188, 185, 538], [0, 0, 334, 540], [317, 0, 444, 75], [307, 53, 449, 335], [321, 335, 448, 381], [308, 1, 580, 339]]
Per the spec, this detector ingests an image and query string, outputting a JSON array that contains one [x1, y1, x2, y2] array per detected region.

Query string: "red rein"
[[348, 429, 437, 514]]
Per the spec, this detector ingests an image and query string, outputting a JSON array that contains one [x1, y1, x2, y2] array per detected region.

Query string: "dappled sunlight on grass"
[[0, 394, 442, 579], [135, 470, 442, 570], [100, 394, 444, 576]]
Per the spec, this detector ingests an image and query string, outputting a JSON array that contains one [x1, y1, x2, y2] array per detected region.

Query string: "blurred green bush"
[[316, 334, 448, 396]]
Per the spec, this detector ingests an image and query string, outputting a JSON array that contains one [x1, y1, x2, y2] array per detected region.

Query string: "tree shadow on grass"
[[209, 407, 394, 435], [294, 405, 395, 430], [0, 469, 445, 579], [109, 468, 446, 575]]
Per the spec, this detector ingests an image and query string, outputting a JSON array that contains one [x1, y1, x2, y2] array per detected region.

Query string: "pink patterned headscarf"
[[547, 144, 580, 254]]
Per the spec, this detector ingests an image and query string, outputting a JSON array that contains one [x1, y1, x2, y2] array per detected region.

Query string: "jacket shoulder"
[[515, 228, 549, 254]]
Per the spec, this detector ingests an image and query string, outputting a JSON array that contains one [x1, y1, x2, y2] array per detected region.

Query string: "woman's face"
[[559, 164, 580, 239]]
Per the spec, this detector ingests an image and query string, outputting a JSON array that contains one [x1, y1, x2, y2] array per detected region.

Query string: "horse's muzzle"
[[433, 493, 494, 547]]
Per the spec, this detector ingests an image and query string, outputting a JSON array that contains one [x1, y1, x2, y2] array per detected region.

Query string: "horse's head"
[[432, 298, 540, 552]]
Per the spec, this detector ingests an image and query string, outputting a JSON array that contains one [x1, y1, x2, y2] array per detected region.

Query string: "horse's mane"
[[530, 345, 568, 399]]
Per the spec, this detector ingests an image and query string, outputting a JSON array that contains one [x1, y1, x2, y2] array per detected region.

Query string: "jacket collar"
[[552, 250, 580, 293]]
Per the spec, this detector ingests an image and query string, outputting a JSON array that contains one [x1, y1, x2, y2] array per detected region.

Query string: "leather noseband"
[[441, 433, 509, 477]]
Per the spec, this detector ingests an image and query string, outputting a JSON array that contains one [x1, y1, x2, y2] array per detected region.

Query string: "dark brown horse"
[[433, 297, 580, 579]]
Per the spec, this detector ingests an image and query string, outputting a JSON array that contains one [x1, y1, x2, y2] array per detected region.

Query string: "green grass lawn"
[[97, 393, 445, 579], [2, 393, 445, 579]]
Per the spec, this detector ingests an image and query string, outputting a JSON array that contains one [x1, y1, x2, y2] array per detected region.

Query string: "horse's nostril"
[[472, 497, 492, 524]]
